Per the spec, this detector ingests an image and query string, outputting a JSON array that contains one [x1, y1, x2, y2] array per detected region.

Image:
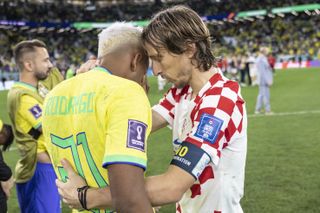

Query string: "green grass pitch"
[[1, 68, 320, 212]]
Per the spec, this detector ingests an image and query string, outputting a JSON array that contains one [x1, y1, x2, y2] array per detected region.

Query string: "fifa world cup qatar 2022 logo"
[[127, 119, 147, 152]]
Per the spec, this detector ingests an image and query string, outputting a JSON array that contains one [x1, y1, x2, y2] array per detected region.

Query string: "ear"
[[185, 43, 196, 59], [130, 52, 141, 73], [23, 60, 33, 72]]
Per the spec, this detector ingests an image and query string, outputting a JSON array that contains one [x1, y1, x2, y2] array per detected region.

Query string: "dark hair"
[[2, 124, 14, 151], [142, 5, 215, 71], [13, 39, 46, 70]]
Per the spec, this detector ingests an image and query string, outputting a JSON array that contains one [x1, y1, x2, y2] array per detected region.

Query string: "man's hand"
[[76, 56, 98, 75], [55, 158, 87, 209], [1, 176, 14, 199]]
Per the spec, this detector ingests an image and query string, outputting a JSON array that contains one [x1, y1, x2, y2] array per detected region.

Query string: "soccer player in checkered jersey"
[[142, 5, 247, 213], [55, 5, 247, 213]]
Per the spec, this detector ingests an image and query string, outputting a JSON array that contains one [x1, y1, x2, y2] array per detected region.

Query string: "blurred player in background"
[[7, 40, 61, 213], [42, 22, 153, 213], [255, 47, 274, 115], [0, 119, 14, 213]]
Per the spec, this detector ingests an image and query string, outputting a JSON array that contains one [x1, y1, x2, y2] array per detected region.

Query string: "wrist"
[[77, 185, 90, 210]]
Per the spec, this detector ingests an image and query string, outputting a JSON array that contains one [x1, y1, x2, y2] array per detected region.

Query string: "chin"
[[175, 82, 187, 88]]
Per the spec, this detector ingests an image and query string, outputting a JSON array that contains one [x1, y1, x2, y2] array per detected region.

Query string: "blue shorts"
[[16, 162, 61, 213]]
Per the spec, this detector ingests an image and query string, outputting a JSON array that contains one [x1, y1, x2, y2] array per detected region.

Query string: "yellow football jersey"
[[42, 66, 152, 213], [13, 82, 46, 153]]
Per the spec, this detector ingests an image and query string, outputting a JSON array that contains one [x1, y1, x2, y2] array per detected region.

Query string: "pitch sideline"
[[248, 110, 320, 118]]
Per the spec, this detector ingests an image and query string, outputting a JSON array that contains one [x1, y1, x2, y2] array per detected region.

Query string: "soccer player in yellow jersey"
[[42, 22, 153, 213], [7, 40, 61, 213]]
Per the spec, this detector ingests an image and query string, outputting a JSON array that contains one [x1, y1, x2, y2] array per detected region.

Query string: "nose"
[[48, 60, 53, 69], [152, 61, 162, 76]]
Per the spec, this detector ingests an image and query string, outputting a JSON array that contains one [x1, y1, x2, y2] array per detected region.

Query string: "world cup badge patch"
[[29, 104, 42, 119], [195, 113, 223, 144], [127, 119, 147, 152]]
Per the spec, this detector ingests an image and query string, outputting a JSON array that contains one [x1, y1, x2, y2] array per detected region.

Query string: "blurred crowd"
[[210, 14, 320, 59], [0, 0, 316, 22], [1, 0, 319, 80]]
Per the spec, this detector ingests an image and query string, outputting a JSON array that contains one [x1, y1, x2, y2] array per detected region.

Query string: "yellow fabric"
[[0, 119, 3, 130], [7, 82, 44, 182], [42, 67, 152, 213], [16, 95, 46, 153], [38, 67, 64, 98]]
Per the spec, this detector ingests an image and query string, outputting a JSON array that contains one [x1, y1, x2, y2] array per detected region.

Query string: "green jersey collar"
[[94, 66, 112, 75], [13, 82, 37, 92]]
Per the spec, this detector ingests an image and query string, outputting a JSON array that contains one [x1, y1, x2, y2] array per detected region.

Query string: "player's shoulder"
[[203, 73, 240, 102], [20, 94, 40, 104]]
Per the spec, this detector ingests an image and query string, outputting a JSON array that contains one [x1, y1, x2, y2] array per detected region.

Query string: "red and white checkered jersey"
[[153, 71, 247, 213]]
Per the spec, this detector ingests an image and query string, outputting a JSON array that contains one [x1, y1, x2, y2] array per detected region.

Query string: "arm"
[[145, 165, 195, 205], [57, 160, 195, 209], [1, 176, 14, 199], [56, 160, 154, 212], [151, 110, 168, 132], [108, 164, 153, 213], [0, 151, 12, 181], [0, 150, 14, 199]]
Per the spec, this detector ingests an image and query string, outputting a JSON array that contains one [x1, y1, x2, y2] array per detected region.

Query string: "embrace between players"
[[11, 5, 247, 213]]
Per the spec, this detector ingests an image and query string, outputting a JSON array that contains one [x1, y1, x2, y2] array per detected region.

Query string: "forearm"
[[86, 166, 194, 209], [145, 165, 195, 206], [151, 110, 168, 132], [145, 173, 182, 206], [86, 187, 112, 209]]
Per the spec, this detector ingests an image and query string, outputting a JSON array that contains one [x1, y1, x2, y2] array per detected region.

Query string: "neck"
[[19, 72, 38, 88], [190, 66, 217, 98]]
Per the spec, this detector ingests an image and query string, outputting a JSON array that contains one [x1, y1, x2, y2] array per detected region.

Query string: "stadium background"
[[0, 0, 320, 212]]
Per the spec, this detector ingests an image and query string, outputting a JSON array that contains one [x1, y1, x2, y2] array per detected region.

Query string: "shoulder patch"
[[127, 119, 147, 152], [195, 113, 223, 144], [29, 104, 42, 119]]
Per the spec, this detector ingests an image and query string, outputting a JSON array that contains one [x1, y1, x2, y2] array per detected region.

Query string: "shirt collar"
[[13, 82, 37, 92]]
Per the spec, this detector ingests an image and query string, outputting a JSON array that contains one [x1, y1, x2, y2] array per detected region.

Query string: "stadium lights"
[[244, 17, 254, 21], [256, 16, 264, 20], [315, 9, 320, 14], [20, 26, 29, 30], [304, 10, 311, 15], [291, 11, 298, 16], [277, 13, 285, 17], [38, 27, 46, 33], [267, 13, 275, 18]]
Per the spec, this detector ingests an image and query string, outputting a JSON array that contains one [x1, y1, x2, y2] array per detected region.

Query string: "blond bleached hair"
[[98, 22, 142, 58]]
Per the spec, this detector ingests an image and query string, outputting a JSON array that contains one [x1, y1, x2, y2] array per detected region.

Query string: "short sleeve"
[[184, 81, 245, 166], [102, 83, 152, 170], [17, 95, 43, 131], [152, 87, 177, 127]]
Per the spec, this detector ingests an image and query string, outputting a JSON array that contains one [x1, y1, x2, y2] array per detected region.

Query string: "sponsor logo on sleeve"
[[195, 113, 223, 144], [127, 119, 147, 152], [29, 104, 42, 119]]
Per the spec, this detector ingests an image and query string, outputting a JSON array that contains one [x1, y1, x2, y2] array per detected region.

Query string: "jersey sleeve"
[[17, 95, 43, 131], [152, 87, 178, 127], [184, 81, 245, 167], [102, 83, 152, 170]]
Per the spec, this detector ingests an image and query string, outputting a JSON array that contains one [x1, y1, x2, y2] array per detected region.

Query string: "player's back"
[[42, 66, 151, 191]]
